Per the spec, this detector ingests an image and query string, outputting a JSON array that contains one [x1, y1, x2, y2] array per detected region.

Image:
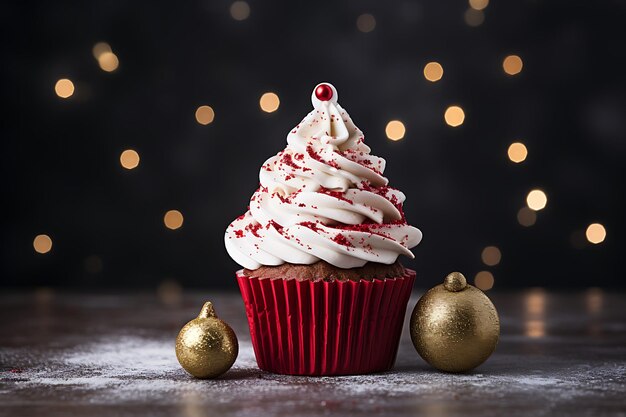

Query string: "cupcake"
[[225, 83, 422, 375]]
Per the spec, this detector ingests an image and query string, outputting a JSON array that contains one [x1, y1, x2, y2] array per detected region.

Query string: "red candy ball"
[[315, 84, 333, 101]]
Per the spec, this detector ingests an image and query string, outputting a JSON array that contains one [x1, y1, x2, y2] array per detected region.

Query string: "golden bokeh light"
[[481, 246, 501, 266], [356, 13, 376, 33], [423, 62, 444, 82], [259, 92, 280, 113], [120, 149, 140, 169], [474, 271, 494, 291], [98, 51, 119, 72], [444, 106, 465, 127], [526, 189, 547, 211], [195, 105, 215, 125], [55, 78, 75, 99], [517, 207, 537, 227], [503, 55, 523, 75], [385, 120, 406, 141], [586, 288, 603, 315], [507, 142, 528, 163], [469, 0, 489, 10], [526, 288, 546, 316], [34, 287, 55, 304], [92, 42, 111, 59], [33, 234, 53, 254], [464, 8, 484, 27], [525, 319, 545, 338], [230, 1, 250, 21], [157, 279, 183, 306], [164, 210, 184, 230], [585, 223, 606, 244], [524, 288, 546, 338]]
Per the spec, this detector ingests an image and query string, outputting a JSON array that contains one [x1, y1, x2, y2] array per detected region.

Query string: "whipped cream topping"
[[225, 83, 422, 270]]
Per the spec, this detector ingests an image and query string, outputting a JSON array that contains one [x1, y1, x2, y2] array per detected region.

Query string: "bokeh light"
[[475, 271, 494, 291], [33, 234, 53, 254], [34, 287, 54, 304], [517, 207, 537, 227], [526, 288, 546, 316], [385, 120, 405, 141], [524, 288, 546, 338], [98, 51, 119, 72], [230, 1, 250, 21], [260, 92, 280, 113], [525, 319, 545, 338], [120, 149, 140, 169], [423, 62, 444, 82], [464, 8, 484, 27], [55, 78, 74, 99], [444, 106, 465, 127], [164, 210, 184, 230], [356, 13, 376, 33], [507, 142, 528, 163], [157, 279, 183, 306], [586, 288, 603, 315], [92, 42, 111, 59], [585, 223, 606, 244], [503, 55, 523, 75], [469, 0, 489, 11], [195, 105, 215, 125], [526, 189, 547, 211], [481, 246, 501, 266]]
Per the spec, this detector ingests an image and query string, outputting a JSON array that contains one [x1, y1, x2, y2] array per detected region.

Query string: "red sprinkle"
[[306, 145, 340, 169], [269, 220, 283, 232], [332, 233, 354, 247], [245, 223, 263, 238], [274, 192, 289, 203], [300, 221, 322, 232], [281, 153, 301, 170], [318, 187, 354, 204]]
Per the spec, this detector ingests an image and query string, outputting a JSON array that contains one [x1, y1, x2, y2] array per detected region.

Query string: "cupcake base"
[[236, 267, 416, 376]]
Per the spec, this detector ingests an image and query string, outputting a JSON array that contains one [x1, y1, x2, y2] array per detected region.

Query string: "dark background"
[[2, 1, 624, 291]]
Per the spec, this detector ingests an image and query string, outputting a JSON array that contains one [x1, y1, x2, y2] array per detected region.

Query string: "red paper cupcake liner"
[[236, 268, 416, 376]]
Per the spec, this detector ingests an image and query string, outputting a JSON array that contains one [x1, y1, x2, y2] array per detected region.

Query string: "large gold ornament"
[[175, 301, 238, 378], [410, 272, 500, 373]]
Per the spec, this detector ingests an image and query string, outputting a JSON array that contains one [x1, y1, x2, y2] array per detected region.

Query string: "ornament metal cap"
[[198, 301, 216, 318], [444, 272, 467, 292]]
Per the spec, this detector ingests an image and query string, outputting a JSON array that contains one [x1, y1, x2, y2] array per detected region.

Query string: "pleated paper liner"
[[237, 268, 416, 376]]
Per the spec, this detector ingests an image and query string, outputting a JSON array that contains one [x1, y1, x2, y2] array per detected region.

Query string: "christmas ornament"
[[315, 83, 333, 101], [410, 272, 499, 373], [175, 301, 238, 378]]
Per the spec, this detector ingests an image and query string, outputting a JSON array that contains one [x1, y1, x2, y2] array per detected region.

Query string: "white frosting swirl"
[[225, 83, 422, 269]]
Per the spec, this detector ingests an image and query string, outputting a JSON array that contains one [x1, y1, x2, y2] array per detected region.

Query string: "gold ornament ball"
[[410, 272, 500, 373], [175, 301, 238, 378]]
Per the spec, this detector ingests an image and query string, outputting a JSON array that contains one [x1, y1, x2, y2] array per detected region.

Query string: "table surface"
[[1, 289, 625, 417]]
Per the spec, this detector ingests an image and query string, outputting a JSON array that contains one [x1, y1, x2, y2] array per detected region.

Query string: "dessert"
[[225, 83, 422, 375]]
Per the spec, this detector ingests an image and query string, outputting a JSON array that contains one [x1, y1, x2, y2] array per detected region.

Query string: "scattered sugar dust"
[[2, 335, 625, 409]]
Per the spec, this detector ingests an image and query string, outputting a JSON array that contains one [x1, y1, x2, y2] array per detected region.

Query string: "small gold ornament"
[[175, 301, 238, 378], [410, 272, 500, 373]]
